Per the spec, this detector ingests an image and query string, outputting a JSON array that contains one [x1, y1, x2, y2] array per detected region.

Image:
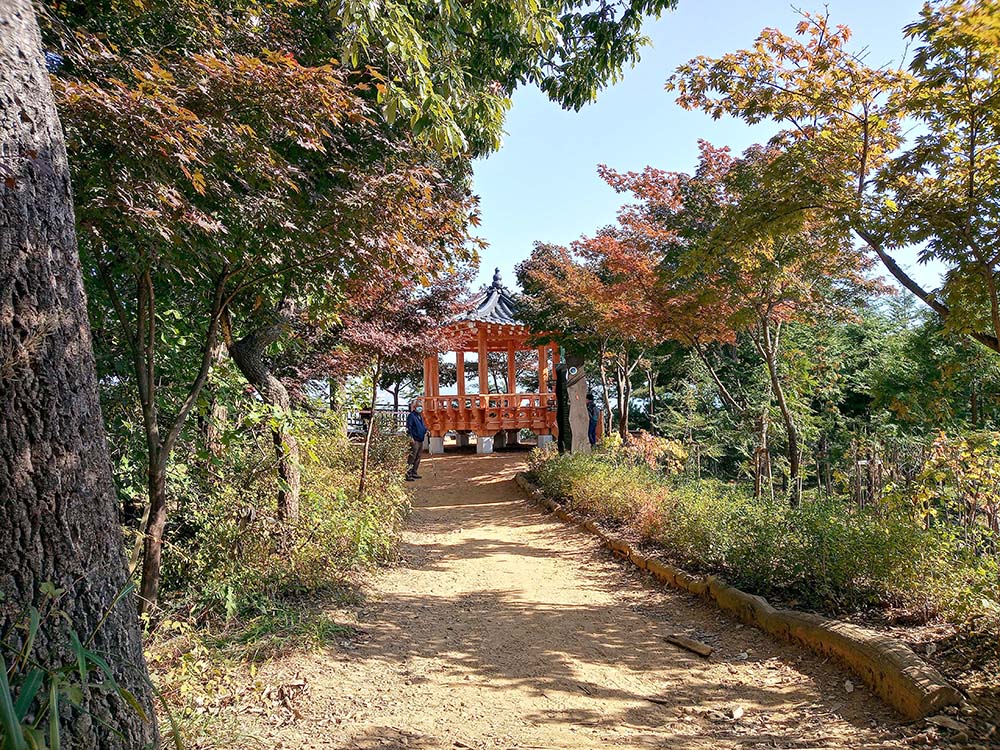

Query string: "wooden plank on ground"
[[664, 633, 714, 657]]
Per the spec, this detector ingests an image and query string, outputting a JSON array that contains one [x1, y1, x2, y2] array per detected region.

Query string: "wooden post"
[[552, 345, 561, 367], [456, 351, 466, 397], [477, 326, 488, 395], [538, 346, 547, 393], [430, 353, 440, 397], [423, 356, 433, 396], [507, 341, 516, 395]]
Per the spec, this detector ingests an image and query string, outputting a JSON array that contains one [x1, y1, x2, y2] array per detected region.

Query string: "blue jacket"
[[406, 410, 427, 441]]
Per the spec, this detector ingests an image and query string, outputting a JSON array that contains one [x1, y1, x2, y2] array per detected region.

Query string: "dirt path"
[[249, 452, 908, 749]]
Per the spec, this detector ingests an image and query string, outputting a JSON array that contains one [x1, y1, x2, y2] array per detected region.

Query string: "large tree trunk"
[[230, 314, 301, 520], [0, 3, 158, 745]]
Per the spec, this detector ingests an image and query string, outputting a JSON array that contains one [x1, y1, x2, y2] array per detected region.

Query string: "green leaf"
[[48, 679, 59, 750], [68, 631, 86, 686], [13, 669, 43, 721], [117, 688, 147, 723], [0, 652, 28, 750], [18, 609, 40, 668]]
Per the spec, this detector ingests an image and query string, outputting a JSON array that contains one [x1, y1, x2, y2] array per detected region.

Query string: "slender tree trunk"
[[358, 358, 382, 500], [329, 377, 342, 411], [615, 362, 629, 441], [646, 366, 656, 435], [133, 275, 225, 614], [138, 452, 167, 611], [754, 410, 770, 500], [230, 311, 301, 520], [0, 4, 158, 744], [598, 342, 613, 435], [199, 337, 228, 458], [755, 321, 800, 506], [861, 232, 1000, 352]]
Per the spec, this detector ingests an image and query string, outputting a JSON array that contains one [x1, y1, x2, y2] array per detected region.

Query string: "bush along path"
[[239, 452, 940, 750]]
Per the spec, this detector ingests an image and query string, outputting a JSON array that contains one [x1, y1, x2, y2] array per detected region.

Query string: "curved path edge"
[[514, 472, 961, 721]]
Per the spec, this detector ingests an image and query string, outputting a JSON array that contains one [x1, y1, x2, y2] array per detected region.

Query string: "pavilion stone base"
[[505, 429, 520, 446], [495, 430, 508, 449], [456, 432, 471, 447], [428, 436, 445, 455], [536, 434, 554, 449], [476, 433, 495, 454]]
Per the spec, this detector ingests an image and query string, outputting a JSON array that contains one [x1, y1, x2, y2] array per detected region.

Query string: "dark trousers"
[[407, 438, 423, 476], [588, 420, 597, 446]]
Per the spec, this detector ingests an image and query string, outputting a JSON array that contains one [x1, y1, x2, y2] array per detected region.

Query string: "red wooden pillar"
[[506, 341, 516, 395], [477, 326, 488, 395], [537, 346, 547, 393]]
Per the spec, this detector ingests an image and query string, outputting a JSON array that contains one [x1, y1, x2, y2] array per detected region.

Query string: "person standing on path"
[[406, 401, 428, 481]]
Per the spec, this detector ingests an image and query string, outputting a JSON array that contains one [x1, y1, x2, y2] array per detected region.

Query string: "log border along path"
[[245, 452, 915, 750]]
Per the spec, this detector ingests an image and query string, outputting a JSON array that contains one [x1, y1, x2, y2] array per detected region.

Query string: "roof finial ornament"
[[492, 267, 502, 288]]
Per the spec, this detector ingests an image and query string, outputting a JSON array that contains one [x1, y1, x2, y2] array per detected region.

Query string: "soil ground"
[[245, 451, 914, 749]]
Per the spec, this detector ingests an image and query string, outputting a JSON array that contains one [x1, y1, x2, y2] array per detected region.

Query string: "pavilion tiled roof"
[[458, 268, 522, 326]]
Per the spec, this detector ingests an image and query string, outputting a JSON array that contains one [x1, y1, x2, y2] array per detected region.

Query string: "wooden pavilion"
[[420, 269, 558, 454]]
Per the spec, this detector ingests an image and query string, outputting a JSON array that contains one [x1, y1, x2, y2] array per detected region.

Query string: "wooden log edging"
[[513, 472, 961, 721]]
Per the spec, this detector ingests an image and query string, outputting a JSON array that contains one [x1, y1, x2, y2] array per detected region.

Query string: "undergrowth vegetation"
[[528, 434, 1000, 639], [156, 413, 408, 621], [119, 405, 411, 747]]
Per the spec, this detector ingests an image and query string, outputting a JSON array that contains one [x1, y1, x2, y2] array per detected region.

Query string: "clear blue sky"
[[472, 0, 939, 290]]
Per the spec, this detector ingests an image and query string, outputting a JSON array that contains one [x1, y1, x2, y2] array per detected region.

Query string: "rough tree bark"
[[230, 310, 302, 520], [0, 3, 158, 745], [198, 337, 229, 459]]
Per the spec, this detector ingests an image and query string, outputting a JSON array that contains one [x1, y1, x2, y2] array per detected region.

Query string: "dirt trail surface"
[[249, 452, 909, 749]]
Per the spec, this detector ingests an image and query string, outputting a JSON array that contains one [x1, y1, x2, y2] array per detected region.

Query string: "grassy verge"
[[527, 442, 1000, 636]]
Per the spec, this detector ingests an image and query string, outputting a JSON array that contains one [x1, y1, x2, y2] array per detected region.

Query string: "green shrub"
[[528, 446, 1000, 630], [160, 412, 409, 619]]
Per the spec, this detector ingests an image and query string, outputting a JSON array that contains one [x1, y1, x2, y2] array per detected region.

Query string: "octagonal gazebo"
[[420, 269, 558, 454]]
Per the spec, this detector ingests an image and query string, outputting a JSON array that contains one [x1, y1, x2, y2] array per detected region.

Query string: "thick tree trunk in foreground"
[[230, 316, 301, 519], [0, 3, 158, 746]]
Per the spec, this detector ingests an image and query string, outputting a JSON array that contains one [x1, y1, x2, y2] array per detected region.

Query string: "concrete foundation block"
[[456, 432, 470, 447], [476, 434, 494, 454], [536, 434, 554, 449], [428, 436, 445, 454]]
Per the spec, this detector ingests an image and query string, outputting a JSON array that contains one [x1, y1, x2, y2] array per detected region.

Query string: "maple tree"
[[517, 232, 663, 440], [668, 3, 1000, 354], [338, 0, 680, 155], [44, 0, 479, 611], [594, 142, 882, 503], [311, 270, 472, 499]]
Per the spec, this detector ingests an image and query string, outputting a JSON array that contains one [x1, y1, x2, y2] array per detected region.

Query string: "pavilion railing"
[[419, 393, 555, 435]]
